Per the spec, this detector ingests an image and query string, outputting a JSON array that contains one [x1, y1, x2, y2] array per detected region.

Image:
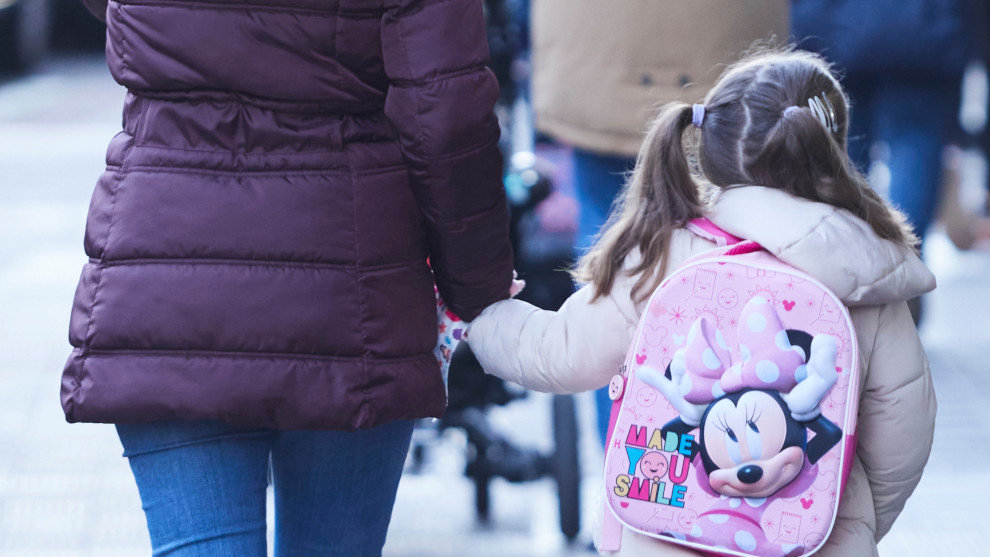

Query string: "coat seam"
[[128, 142, 382, 156], [850, 267, 903, 292], [92, 257, 424, 271], [863, 306, 884, 393], [127, 88, 383, 115], [332, 1, 342, 100], [78, 168, 125, 397], [116, 6, 130, 81], [393, 1, 428, 149], [111, 0, 383, 18], [420, 190, 503, 226], [346, 145, 374, 424], [85, 348, 434, 363], [112, 164, 406, 177], [775, 207, 835, 254], [389, 64, 488, 87], [84, 171, 125, 344], [399, 134, 499, 165]]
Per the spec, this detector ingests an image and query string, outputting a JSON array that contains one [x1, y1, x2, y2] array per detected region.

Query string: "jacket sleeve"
[[466, 283, 640, 394], [381, 0, 513, 321], [81, 0, 108, 21], [467, 231, 715, 393], [856, 302, 936, 539]]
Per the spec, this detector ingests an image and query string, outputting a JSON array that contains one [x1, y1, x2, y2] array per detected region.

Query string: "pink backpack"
[[599, 219, 859, 557]]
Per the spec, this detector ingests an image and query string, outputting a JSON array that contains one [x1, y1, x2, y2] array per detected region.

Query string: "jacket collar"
[[705, 185, 936, 306]]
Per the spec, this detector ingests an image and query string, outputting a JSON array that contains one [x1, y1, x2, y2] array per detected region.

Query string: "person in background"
[[63, 0, 513, 555], [792, 0, 976, 246], [529, 0, 789, 443], [792, 0, 979, 323], [937, 1, 990, 251]]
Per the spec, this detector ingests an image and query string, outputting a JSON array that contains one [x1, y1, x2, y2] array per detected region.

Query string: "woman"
[[63, 0, 513, 555]]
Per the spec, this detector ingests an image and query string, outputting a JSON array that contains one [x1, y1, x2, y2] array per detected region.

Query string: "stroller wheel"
[[474, 471, 491, 522], [552, 394, 581, 540]]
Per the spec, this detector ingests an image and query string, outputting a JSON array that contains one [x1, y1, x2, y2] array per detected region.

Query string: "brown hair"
[[574, 48, 917, 302]]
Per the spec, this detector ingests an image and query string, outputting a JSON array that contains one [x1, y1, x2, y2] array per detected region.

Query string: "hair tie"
[[782, 105, 802, 117], [692, 104, 706, 128]]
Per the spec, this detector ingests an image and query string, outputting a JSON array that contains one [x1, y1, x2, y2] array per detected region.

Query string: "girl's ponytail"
[[748, 105, 918, 249], [748, 106, 844, 200], [574, 103, 704, 301]]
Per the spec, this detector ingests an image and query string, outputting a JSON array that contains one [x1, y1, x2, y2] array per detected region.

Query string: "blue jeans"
[[572, 148, 636, 445], [116, 419, 415, 557], [572, 148, 636, 254], [845, 78, 960, 240]]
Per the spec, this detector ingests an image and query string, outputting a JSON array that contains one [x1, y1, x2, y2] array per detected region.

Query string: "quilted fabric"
[[62, 0, 513, 430]]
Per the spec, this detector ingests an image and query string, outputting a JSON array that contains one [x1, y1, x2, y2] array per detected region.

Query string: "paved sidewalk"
[[0, 56, 988, 557]]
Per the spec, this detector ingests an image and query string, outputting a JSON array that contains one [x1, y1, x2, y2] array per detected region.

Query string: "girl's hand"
[[464, 272, 523, 342]]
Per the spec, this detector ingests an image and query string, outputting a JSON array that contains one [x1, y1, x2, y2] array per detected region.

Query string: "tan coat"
[[532, 0, 790, 156], [468, 186, 937, 556]]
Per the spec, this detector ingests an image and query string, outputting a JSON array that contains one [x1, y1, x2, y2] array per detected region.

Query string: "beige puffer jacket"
[[468, 186, 937, 556], [532, 0, 789, 156]]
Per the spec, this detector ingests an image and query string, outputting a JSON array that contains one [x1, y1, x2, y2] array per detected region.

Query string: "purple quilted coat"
[[62, 0, 513, 430]]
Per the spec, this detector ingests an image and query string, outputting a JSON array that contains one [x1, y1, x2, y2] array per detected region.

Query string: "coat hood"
[[706, 186, 936, 306]]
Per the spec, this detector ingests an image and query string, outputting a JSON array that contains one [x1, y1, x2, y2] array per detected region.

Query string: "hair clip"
[[807, 92, 838, 133], [692, 104, 706, 128]]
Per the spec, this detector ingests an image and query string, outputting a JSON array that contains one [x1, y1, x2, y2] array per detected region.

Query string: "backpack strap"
[[600, 373, 627, 551], [600, 499, 624, 551], [686, 217, 744, 246], [688, 217, 763, 255]]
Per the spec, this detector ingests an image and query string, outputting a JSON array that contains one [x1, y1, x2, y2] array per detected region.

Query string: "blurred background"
[[1, 0, 989, 555]]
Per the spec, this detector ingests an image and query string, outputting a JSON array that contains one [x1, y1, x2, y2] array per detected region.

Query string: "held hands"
[[462, 271, 524, 342]]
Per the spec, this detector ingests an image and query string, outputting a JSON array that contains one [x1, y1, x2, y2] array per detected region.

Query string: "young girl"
[[467, 50, 937, 556]]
